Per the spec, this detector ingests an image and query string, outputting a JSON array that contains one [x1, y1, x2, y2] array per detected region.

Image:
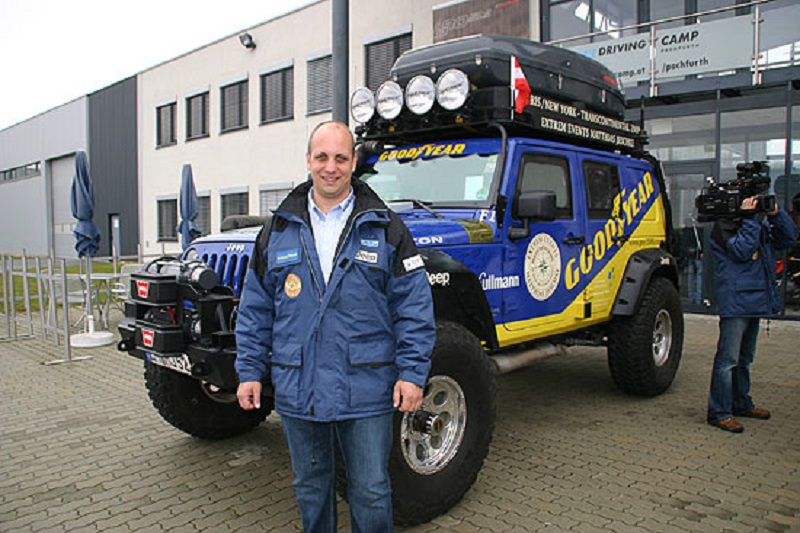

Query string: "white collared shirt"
[[308, 187, 355, 284]]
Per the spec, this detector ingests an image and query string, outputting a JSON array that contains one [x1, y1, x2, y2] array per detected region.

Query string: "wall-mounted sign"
[[433, 0, 529, 43], [572, 15, 754, 88]]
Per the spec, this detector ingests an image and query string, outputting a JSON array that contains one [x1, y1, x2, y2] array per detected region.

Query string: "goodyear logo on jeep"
[[379, 142, 466, 161], [564, 171, 656, 291]]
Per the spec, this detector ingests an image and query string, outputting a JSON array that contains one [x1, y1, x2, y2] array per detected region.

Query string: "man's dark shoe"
[[735, 407, 771, 420], [708, 418, 744, 433]]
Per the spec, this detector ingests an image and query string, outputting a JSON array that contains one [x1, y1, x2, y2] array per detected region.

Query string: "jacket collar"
[[277, 179, 389, 223]]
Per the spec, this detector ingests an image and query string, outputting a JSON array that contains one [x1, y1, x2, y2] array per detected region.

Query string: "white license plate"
[[147, 353, 193, 375]]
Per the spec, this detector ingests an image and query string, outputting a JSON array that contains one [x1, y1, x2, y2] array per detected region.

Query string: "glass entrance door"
[[663, 161, 715, 313]]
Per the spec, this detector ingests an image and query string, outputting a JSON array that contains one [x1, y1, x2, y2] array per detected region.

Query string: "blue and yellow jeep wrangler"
[[119, 35, 683, 526]]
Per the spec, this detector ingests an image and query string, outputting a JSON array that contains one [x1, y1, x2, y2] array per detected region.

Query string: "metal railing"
[[549, 0, 796, 96], [0, 251, 162, 364]]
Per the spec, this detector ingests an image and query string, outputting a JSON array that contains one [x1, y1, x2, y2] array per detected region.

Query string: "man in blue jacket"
[[706, 195, 798, 433], [235, 121, 435, 531]]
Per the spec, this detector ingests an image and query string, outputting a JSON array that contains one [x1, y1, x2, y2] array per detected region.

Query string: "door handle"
[[563, 235, 585, 245]]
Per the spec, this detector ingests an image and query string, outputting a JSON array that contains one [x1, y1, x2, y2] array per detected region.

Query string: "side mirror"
[[509, 191, 557, 240]]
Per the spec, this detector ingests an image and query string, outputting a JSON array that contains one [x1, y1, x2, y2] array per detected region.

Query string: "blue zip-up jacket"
[[710, 209, 798, 317], [234, 179, 435, 422]]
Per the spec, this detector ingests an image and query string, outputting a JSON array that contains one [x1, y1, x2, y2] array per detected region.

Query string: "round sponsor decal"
[[284, 273, 302, 298], [524, 233, 561, 301]]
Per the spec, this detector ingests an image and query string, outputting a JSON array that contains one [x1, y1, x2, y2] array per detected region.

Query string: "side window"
[[583, 160, 620, 219], [518, 153, 572, 218]]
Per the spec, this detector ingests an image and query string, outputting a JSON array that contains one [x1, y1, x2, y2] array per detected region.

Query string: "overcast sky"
[[0, 0, 317, 131]]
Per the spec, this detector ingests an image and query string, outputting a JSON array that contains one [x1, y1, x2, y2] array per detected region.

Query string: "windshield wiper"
[[390, 198, 442, 218]]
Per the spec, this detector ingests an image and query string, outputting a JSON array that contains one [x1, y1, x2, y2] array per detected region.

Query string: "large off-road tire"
[[391, 321, 497, 526], [607, 276, 683, 396], [144, 361, 271, 439]]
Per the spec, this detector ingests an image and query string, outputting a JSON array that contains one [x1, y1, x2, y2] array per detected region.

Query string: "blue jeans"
[[707, 317, 760, 422], [687, 258, 703, 304], [281, 413, 394, 533]]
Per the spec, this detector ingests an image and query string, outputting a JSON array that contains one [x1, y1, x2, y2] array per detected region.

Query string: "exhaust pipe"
[[491, 342, 566, 374]]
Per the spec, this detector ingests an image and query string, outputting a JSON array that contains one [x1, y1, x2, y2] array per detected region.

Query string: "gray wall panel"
[[88, 77, 138, 257]]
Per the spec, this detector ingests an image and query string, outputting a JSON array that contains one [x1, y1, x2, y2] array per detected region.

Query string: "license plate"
[[147, 353, 193, 375]]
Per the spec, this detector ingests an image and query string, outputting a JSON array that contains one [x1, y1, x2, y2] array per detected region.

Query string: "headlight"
[[350, 87, 375, 124], [376, 81, 404, 120], [405, 75, 435, 115], [436, 69, 469, 111]]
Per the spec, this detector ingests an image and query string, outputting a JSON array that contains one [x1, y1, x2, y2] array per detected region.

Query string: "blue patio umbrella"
[[177, 164, 202, 249], [71, 151, 100, 258]]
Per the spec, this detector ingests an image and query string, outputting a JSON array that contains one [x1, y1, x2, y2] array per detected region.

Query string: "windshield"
[[359, 139, 502, 207]]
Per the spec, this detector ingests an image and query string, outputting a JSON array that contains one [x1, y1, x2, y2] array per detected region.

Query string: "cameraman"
[[706, 195, 798, 433]]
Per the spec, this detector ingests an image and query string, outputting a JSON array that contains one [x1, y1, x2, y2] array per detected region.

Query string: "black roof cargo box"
[[391, 34, 625, 120]]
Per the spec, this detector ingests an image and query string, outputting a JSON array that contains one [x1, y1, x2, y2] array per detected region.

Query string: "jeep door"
[[498, 143, 587, 344]]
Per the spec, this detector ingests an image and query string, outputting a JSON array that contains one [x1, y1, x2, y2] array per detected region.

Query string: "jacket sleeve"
[[386, 217, 435, 388], [768, 209, 799, 252], [723, 218, 762, 262], [234, 247, 275, 384]]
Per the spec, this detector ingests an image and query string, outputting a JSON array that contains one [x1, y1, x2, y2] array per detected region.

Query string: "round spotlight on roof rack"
[[405, 75, 436, 115], [350, 87, 375, 124], [376, 81, 404, 120], [436, 69, 469, 111]]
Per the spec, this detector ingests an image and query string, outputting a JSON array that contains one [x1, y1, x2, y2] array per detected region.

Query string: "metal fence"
[[0, 252, 153, 364]]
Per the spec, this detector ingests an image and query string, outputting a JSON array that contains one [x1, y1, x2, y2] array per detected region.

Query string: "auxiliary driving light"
[[405, 75, 436, 115], [350, 87, 375, 124], [376, 81, 404, 120], [436, 69, 469, 111]]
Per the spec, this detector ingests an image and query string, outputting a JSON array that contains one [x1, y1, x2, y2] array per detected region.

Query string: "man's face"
[[306, 124, 357, 207]]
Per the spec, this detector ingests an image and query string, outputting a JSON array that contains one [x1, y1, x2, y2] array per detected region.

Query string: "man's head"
[[306, 121, 357, 212]]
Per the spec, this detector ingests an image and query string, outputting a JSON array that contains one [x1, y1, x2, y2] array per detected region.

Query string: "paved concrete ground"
[[1, 313, 798, 533]]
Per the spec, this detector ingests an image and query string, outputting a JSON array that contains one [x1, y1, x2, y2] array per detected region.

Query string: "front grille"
[[201, 252, 250, 297]]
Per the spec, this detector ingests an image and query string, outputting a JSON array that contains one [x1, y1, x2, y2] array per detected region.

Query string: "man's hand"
[[237, 381, 262, 410], [741, 196, 759, 212], [393, 380, 424, 412], [742, 195, 779, 216]]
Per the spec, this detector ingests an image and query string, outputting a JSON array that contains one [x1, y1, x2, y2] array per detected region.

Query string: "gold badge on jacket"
[[752, 251, 759, 261], [284, 273, 302, 298]]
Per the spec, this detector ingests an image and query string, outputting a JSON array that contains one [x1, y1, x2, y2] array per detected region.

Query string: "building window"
[[196, 195, 211, 236], [365, 33, 412, 91], [221, 80, 248, 132], [221, 191, 249, 225], [647, 113, 717, 162], [307, 55, 332, 115], [260, 187, 292, 215], [0, 161, 41, 183], [156, 103, 176, 147], [186, 92, 209, 140], [261, 67, 294, 123], [157, 199, 178, 241], [545, 0, 639, 43]]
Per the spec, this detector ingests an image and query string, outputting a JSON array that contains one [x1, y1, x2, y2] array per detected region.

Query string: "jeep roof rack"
[[352, 34, 647, 155]]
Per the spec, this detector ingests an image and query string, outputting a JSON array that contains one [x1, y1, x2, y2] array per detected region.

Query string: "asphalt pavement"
[[1, 313, 798, 533]]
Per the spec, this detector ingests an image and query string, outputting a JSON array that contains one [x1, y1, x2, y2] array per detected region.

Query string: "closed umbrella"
[[177, 164, 202, 249], [71, 151, 100, 258], [69, 151, 113, 347]]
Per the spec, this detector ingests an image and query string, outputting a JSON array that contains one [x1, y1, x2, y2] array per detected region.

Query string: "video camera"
[[695, 161, 776, 222]]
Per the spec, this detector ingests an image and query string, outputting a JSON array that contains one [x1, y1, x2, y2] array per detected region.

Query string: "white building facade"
[[138, 0, 542, 257]]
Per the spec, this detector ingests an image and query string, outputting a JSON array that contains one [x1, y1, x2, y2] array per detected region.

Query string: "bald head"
[[307, 121, 355, 156]]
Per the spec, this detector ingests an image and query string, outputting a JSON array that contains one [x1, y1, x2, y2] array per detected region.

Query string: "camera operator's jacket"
[[710, 210, 798, 317], [235, 180, 435, 422]]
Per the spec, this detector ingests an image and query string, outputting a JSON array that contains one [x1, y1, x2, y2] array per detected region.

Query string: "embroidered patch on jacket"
[[403, 254, 425, 272], [276, 249, 300, 266], [284, 273, 302, 298], [360, 239, 380, 248], [355, 250, 379, 264]]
